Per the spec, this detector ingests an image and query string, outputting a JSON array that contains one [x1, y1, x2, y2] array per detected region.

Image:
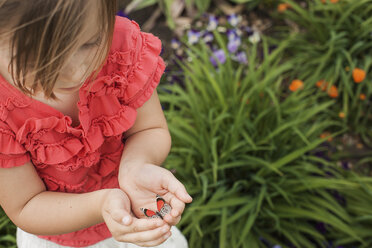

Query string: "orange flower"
[[360, 93, 366, 100], [278, 3, 291, 12], [320, 132, 333, 142], [316, 79, 328, 91], [353, 68, 366, 83], [327, 85, 338, 98], [322, 0, 339, 3], [339, 112, 345, 118], [289, 79, 304, 92]]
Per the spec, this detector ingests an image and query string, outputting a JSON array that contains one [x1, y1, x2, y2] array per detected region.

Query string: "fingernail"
[[122, 216, 130, 225], [187, 194, 193, 201]]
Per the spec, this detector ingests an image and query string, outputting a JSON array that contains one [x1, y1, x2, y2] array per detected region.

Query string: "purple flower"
[[331, 190, 347, 206], [244, 26, 254, 36], [203, 32, 214, 43], [227, 14, 240, 27], [227, 37, 241, 53], [273, 246, 282, 248], [116, 9, 129, 18], [269, 45, 278, 54], [315, 222, 327, 234], [226, 29, 239, 41], [171, 38, 181, 50], [187, 29, 201, 45], [207, 15, 218, 31], [235, 51, 247, 64], [341, 161, 350, 170], [210, 49, 226, 66]]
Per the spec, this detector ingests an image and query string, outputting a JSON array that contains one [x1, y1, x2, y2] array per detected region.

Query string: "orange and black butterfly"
[[140, 195, 171, 219]]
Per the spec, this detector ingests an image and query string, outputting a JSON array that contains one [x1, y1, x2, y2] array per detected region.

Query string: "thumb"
[[163, 172, 193, 203], [108, 191, 133, 226]]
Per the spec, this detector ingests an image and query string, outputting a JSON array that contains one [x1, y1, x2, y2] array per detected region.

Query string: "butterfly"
[[140, 195, 172, 219]]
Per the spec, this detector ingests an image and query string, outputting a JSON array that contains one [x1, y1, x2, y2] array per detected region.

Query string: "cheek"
[[59, 52, 92, 82]]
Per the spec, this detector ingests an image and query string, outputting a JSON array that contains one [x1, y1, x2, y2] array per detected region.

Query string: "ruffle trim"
[[0, 153, 30, 168], [91, 105, 137, 137], [122, 31, 166, 108], [0, 127, 27, 154], [0, 96, 31, 121], [0, 126, 31, 168], [40, 173, 89, 193], [127, 56, 165, 109]]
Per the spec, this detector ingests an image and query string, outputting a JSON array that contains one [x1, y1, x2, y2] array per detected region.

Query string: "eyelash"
[[81, 37, 102, 49]]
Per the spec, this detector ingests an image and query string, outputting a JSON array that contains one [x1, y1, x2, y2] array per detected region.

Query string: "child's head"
[[0, 0, 117, 100]]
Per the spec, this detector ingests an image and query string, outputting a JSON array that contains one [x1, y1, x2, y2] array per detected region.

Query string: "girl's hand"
[[101, 188, 172, 247], [118, 162, 193, 226]]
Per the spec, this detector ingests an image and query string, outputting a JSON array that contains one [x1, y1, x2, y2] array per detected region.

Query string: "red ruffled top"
[[0, 16, 166, 247]]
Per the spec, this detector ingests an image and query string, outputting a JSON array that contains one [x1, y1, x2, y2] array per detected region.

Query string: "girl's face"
[[0, 0, 106, 95]]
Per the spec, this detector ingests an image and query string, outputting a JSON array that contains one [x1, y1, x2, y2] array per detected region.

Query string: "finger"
[[120, 224, 171, 244], [163, 214, 181, 226], [161, 172, 192, 203], [107, 194, 133, 226], [136, 231, 172, 247], [127, 218, 164, 233], [169, 195, 186, 217], [160, 194, 184, 225], [161, 193, 185, 217]]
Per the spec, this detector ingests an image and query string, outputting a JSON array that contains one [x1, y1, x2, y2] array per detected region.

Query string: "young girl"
[[0, 0, 192, 247]]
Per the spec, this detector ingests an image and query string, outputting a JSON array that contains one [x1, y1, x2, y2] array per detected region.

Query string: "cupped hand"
[[101, 188, 172, 247], [118, 162, 192, 226]]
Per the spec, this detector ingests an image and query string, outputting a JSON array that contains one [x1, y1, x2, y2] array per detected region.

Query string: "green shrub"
[[160, 33, 372, 247], [0, 207, 17, 248], [276, 0, 372, 143]]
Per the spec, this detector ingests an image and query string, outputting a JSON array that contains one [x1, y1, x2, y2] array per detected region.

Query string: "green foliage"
[[277, 0, 372, 143], [126, 0, 276, 29], [160, 34, 372, 247], [0, 207, 16, 248]]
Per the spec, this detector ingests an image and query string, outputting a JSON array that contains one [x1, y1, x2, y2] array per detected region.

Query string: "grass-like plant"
[[275, 0, 372, 144], [0, 207, 16, 248], [159, 32, 372, 247]]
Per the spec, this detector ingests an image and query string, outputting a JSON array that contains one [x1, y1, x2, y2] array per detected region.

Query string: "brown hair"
[[0, 0, 117, 100]]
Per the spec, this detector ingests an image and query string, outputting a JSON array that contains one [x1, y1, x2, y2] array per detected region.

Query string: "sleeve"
[[0, 121, 30, 168], [124, 21, 166, 109]]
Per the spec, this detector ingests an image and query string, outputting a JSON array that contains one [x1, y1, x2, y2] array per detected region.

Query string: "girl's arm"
[[120, 90, 171, 167], [118, 90, 192, 226], [0, 160, 110, 235], [0, 160, 171, 246]]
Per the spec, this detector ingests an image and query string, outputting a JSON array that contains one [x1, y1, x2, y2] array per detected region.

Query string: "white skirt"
[[16, 226, 188, 248]]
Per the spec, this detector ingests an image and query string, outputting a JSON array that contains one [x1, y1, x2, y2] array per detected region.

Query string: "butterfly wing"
[[140, 208, 161, 219], [156, 195, 171, 217]]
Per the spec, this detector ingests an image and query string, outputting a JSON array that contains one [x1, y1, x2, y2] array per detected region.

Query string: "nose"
[[61, 64, 87, 84]]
